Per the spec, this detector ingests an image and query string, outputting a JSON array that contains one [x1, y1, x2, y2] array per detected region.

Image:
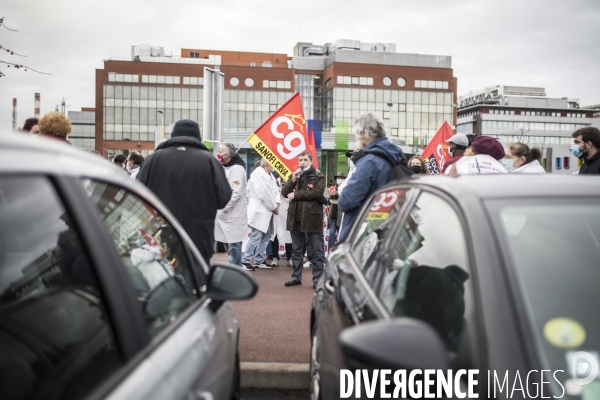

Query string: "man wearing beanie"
[[138, 119, 232, 264], [450, 135, 508, 175]]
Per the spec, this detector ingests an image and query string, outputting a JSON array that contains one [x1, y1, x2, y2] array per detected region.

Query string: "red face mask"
[[217, 154, 224, 163]]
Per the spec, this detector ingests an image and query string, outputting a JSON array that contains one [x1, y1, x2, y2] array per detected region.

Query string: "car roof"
[[391, 173, 600, 200], [0, 132, 134, 186]]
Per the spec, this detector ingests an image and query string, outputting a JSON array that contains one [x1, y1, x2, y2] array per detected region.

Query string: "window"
[[189, 51, 200, 58], [230, 77, 239, 87], [376, 191, 474, 354], [397, 77, 406, 87], [383, 77, 392, 87], [351, 189, 410, 280], [245, 77, 254, 87], [0, 177, 121, 399], [81, 180, 201, 337]]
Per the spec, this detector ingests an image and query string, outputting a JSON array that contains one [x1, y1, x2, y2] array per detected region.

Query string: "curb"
[[241, 362, 310, 390]]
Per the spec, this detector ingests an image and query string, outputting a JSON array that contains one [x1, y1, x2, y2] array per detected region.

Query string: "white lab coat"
[[512, 160, 546, 174], [273, 196, 292, 243], [247, 167, 280, 233], [455, 155, 508, 175], [215, 163, 248, 243]]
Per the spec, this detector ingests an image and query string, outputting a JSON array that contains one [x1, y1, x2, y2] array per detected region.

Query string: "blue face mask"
[[501, 158, 515, 173], [571, 144, 585, 159]]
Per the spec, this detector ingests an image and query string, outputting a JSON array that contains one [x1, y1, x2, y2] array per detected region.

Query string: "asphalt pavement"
[[212, 252, 315, 364]]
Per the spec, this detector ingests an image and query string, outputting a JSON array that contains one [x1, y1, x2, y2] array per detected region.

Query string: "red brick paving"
[[211, 253, 314, 364]]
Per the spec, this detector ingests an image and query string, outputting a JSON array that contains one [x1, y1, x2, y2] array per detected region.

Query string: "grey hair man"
[[338, 113, 404, 241], [214, 143, 248, 267]]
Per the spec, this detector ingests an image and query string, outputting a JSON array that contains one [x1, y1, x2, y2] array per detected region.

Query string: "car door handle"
[[325, 278, 335, 294]]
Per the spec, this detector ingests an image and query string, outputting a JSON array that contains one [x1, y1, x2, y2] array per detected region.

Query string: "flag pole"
[[235, 134, 253, 153]]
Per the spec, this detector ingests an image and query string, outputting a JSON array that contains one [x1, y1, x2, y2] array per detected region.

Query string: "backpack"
[[365, 151, 415, 183]]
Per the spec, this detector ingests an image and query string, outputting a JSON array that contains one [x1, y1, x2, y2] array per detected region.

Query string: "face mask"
[[411, 165, 423, 174], [571, 144, 588, 159], [336, 178, 344, 185], [448, 145, 455, 157], [125, 164, 132, 173], [501, 158, 515, 172], [217, 154, 224, 163]]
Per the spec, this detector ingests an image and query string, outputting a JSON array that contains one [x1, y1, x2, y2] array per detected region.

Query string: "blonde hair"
[[39, 112, 71, 138]]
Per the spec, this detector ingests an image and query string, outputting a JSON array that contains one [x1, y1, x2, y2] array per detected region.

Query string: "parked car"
[[0, 133, 257, 400], [311, 174, 600, 399]]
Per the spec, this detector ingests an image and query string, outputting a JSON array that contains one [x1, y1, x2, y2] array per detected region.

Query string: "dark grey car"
[[0, 133, 257, 400], [310, 174, 600, 399]]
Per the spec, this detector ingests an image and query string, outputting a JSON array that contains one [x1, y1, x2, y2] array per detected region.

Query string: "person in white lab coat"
[[241, 158, 280, 271]]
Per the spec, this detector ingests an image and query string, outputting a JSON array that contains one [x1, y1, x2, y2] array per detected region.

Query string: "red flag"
[[247, 93, 308, 181], [307, 128, 318, 170], [421, 121, 455, 175]]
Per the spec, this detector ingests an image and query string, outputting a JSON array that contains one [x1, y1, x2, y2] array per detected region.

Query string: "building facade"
[[95, 40, 457, 178], [457, 85, 599, 148], [68, 108, 95, 151]]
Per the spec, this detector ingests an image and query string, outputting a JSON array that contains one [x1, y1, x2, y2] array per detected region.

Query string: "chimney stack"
[[61, 98, 65, 114], [12, 98, 17, 131], [34, 93, 40, 118]]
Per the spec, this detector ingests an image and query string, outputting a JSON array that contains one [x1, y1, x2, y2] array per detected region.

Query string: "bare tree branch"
[[0, 61, 50, 75], [0, 45, 27, 57], [0, 17, 18, 31]]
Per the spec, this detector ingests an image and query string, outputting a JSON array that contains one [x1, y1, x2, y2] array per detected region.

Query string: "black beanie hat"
[[171, 119, 201, 141]]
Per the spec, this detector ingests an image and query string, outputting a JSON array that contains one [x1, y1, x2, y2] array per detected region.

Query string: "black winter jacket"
[[579, 151, 600, 175], [137, 136, 232, 263]]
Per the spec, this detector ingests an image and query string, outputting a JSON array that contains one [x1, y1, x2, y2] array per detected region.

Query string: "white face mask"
[[336, 178, 344, 185]]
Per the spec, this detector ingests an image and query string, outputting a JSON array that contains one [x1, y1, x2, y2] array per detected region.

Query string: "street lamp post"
[[386, 102, 393, 136], [156, 110, 164, 149]]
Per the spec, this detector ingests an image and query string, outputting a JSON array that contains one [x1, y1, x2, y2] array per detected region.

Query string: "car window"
[[376, 191, 474, 357], [350, 189, 409, 282], [0, 176, 121, 400], [81, 179, 202, 337]]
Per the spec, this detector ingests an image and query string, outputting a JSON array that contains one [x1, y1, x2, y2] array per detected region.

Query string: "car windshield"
[[489, 199, 600, 397]]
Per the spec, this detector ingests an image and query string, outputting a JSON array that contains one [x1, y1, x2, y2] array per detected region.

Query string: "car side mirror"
[[144, 277, 191, 320], [339, 318, 448, 371], [207, 263, 258, 302]]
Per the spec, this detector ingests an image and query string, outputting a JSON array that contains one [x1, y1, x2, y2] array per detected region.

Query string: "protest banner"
[[246, 93, 308, 180], [421, 121, 455, 174]]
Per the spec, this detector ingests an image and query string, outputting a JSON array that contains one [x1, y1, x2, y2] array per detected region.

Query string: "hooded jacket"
[[338, 137, 404, 241], [579, 151, 600, 175], [137, 136, 231, 263], [214, 154, 248, 243]]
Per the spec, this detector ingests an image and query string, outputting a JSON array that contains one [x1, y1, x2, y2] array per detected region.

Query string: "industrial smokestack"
[[61, 98, 65, 114], [12, 98, 17, 131], [34, 93, 40, 118]]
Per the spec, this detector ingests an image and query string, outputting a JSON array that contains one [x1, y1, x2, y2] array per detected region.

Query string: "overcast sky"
[[2, 0, 599, 130]]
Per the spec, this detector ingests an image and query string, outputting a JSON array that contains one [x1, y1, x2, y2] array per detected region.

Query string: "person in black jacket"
[[137, 120, 232, 264], [572, 127, 600, 175]]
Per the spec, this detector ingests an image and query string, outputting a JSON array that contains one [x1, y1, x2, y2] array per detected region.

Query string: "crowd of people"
[[17, 111, 600, 289]]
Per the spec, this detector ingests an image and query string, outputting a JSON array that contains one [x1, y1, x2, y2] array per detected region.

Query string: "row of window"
[[142, 75, 180, 84], [490, 135, 575, 146], [183, 77, 204, 85], [490, 109, 588, 118], [332, 87, 454, 105], [68, 111, 95, 121], [104, 85, 203, 101], [333, 102, 453, 114], [415, 80, 449, 90], [105, 100, 203, 109], [482, 120, 587, 131], [337, 76, 375, 86], [70, 124, 95, 136], [262, 80, 292, 89], [108, 73, 139, 83]]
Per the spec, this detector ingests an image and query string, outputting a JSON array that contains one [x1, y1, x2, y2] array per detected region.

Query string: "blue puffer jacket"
[[338, 137, 404, 241]]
